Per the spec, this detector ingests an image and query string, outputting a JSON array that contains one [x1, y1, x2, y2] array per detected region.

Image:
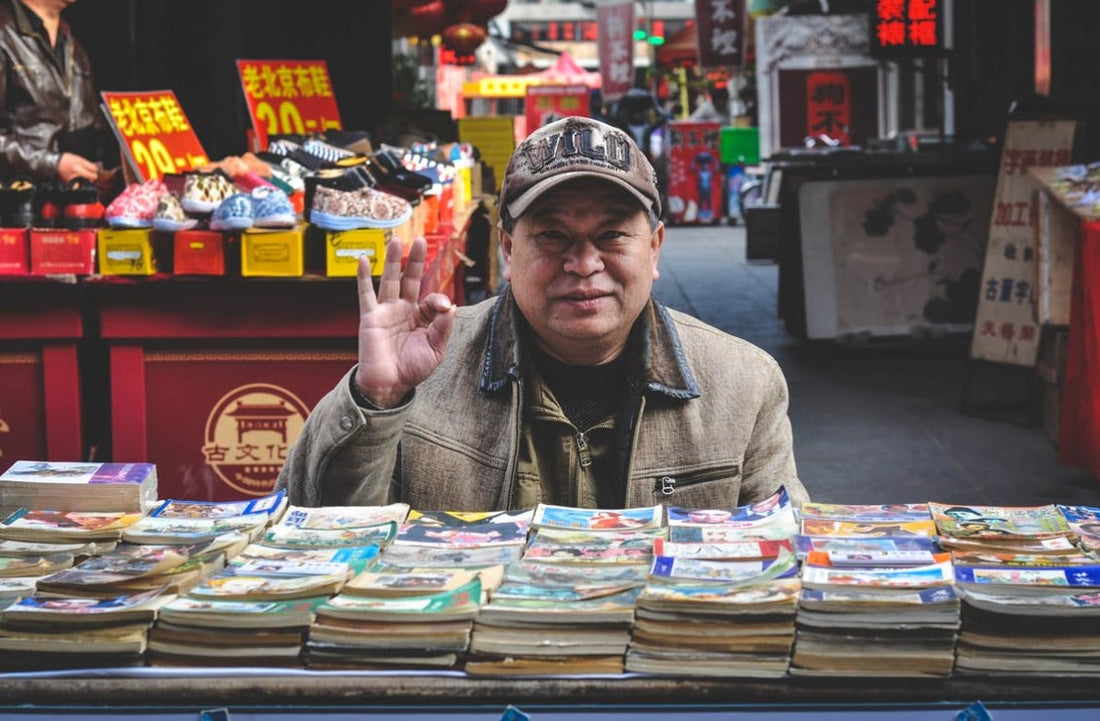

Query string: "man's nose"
[[562, 239, 604, 275]]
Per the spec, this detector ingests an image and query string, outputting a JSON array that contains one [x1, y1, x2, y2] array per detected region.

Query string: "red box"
[[174, 230, 227, 276], [0, 228, 29, 274], [30, 229, 96, 275]]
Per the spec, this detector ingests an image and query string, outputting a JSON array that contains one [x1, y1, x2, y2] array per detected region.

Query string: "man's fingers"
[[424, 298, 457, 354], [377, 238, 404, 303], [401, 237, 428, 302], [357, 253, 378, 313]]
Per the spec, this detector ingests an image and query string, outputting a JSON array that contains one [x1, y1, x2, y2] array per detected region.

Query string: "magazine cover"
[[667, 487, 792, 528], [0, 461, 154, 485], [650, 552, 798, 585], [800, 560, 955, 589], [394, 520, 527, 548], [1058, 504, 1100, 550], [151, 489, 286, 520], [792, 534, 940, 558], [405, 510, 533, 527], [319, 578, 482, 617], [1, 509, 143, 535], [929, 502, 1072, 538], [669, 525, 793, 543], [531, 504, 663, 531], [379, 544, 523, 568], [261, 521, 397, 550], [800, 502, 931, 522], [279, 504, 409, 530], [652, 539, 792, 560], [954, 565, 1100, 588], [800, 518, 937, 537]]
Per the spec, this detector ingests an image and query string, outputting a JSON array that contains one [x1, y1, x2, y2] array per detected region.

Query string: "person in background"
[[277, 116, 808, 511], [0, 0, 116, 188]]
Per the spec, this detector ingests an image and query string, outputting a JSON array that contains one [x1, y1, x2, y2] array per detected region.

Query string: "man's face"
[[501, 178, 663, 365]]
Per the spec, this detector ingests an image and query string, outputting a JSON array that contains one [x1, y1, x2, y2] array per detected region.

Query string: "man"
[[277, 116, 807, 511], [0, 0, 111, 183]]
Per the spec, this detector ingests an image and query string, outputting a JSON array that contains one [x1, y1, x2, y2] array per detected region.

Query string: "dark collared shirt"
[[18, 0, 65, 67]]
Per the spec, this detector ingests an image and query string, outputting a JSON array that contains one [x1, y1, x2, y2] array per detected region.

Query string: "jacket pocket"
[[650, 463, 741, 506]]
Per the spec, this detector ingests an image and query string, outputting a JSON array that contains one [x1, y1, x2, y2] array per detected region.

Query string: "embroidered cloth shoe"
[[251, 187, 296, 228], [152, 193, 199, 232], [104, 179, 168, 228], [181, 171, 236, 214], [310, 186, 412, 231], [209, 193, 255, 231]]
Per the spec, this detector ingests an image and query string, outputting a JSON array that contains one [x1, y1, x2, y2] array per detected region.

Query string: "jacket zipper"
[[654, 464, 740, 497], [576, 431, 592, 469], [504, 376, 524, 510], [622, 396, 646, 505]]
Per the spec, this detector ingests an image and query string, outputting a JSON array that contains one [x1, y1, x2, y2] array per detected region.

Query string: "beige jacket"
[[276, 290, 808, 511]]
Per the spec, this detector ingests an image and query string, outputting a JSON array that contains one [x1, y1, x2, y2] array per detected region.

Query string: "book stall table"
[[0, 279, 85, 462], [0, 671, 1097, 718]]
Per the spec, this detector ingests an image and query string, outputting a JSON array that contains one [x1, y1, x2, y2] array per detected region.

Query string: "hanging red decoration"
[[441, 22, 487, 55]]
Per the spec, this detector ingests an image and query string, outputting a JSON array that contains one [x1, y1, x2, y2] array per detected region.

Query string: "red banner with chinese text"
[[806, 72, 851, 146], [524, 85, 590, 137], [236, 59, 343, 151], [101, 91, 209, 182], [597, 0, 634, 101], [694, 0, 745, 68]]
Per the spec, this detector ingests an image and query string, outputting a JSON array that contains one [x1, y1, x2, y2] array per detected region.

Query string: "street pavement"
[[651, 224, 1100, 507]]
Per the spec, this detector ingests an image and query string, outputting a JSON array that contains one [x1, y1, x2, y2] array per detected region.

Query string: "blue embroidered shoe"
[[251, 187, 296, 228], [209, 193, 254, 231]]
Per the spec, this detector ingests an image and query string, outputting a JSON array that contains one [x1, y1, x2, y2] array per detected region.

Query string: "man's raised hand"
[[353, 236, 456, 408]]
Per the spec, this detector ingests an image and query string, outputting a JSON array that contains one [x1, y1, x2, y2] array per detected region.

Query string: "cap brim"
[[506, 170, 655, 220]]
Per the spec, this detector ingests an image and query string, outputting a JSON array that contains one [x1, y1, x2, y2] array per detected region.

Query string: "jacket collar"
[[479, 285, 700, 401], [12, 1, 69, 41]]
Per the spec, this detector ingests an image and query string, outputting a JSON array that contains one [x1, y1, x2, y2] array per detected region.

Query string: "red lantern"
[[404, 0, 449, 37], [441, 22, 487, 55]]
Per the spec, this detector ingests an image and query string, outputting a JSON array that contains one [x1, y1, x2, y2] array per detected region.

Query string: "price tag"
[[101, 90, 209, 182], [236, 59, 343, 150]]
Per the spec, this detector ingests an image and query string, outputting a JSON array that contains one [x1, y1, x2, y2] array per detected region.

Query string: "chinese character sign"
[[970, 119, 1077, 366], [870, 0, 942, 56], [806, 72, 851, 145], [101, 91, 209, 182], [597, 0, 635, 101], [237, 59, 343, 150], [667, 121, 723, 225], [694, 0, 744, 68], [525, 85, 591, 137]]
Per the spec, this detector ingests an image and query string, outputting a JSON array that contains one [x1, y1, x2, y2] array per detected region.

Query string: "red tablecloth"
[[1059, 220, 1100, 477]]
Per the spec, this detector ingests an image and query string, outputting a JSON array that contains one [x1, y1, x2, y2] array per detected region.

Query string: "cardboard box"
[[174, 230, 227, 276], [241, 224, 305, 277], [0, 228, 29, 274], [29, 229, 96, 275], [97, 228, 157, 275], [324, 228, 387, 277]]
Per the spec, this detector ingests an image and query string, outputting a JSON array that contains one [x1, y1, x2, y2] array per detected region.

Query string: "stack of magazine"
[[465, 504, 662, 676], [305, 510, 520, 669], [624, 487, 801, 678], [790, 502, 959, 677], [938, 503, 1100, 676], [145, 491, 368, 667], [0, 461, 158, 515]]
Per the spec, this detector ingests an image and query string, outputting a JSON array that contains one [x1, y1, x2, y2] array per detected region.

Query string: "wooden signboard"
[[969, 119, 1077, 366]]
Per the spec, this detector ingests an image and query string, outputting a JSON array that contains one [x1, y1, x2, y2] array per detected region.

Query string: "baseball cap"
[[500, 116, 661, 219]]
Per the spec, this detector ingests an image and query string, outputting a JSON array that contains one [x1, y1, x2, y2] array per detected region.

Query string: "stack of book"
[[146, 493, 384, 667], [790, 502, 959, 677], [0, 461, 158, 514], [625, 487, 801, 677], [0, 586, 171, 670], [0, 539, 97, 608], [935, 502, 1100, 675], [306, 510, 520, 669], [466, 504, 664, 675]]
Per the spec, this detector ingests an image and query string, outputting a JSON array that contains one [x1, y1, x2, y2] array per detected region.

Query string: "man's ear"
[[650, 221, 664, 281], [499, 222, 513, 281]]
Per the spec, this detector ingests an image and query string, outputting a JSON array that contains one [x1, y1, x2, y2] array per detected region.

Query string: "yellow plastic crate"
[[325, 228, 387, 277], [240, 225, 305, 277], [97, 228, 156, 276]]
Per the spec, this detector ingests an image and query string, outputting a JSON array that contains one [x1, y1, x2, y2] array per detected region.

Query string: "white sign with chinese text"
[[970, 119, 1077, 366]]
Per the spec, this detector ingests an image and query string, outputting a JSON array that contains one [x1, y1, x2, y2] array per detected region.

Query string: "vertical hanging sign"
[[597, 0, 635, 101], [694, 0, 745, 67], [806, 72, 852, 145], [870, 0, 943, 57], [970, 119, 1077, 366]]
